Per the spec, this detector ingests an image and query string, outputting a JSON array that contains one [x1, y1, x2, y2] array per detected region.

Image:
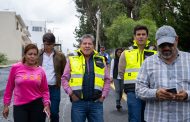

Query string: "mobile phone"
[[166, 88, 177, 94]]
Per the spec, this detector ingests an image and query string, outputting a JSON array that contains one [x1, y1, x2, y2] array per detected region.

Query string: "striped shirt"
[[136, 51, 190, 122]]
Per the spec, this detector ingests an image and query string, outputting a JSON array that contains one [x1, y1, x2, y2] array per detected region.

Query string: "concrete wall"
[[26, 20, 46, 49], [0, 11, 30, 62]]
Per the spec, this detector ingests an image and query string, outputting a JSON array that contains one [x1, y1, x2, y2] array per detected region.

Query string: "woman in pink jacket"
[[2, 44, 50, 122]]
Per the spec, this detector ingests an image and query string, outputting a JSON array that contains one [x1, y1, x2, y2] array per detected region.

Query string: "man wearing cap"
[[136, 25, 190, 122]]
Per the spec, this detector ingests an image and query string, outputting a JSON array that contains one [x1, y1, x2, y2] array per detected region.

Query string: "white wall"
[[26, 20, 46, 49], [0, 11, 30, 61]]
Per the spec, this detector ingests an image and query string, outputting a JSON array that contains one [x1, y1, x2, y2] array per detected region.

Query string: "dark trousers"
[[113, 79, 124, 105], [49, 85, 61, 122], [13, 98, 46, 122]]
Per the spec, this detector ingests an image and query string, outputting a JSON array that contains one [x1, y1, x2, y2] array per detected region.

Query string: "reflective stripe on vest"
[[124, 49, 156, 84], [69, 50, 105, 91]]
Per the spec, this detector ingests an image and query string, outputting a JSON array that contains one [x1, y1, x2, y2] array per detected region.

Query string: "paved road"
[[62, 88, 128, 122], [0, 67, 128, 122], [0, 67, 10, 96]]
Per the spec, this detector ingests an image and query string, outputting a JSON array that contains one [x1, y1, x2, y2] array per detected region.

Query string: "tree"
[[143, 0, 190, 51], [121, 0, 141, 20], [105, 15, 157, 48], [0, 53, 8, 65], [74, 0, 126, 48], [74, 0, 98, 41]]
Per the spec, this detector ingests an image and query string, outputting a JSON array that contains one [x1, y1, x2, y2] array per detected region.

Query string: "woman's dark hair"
[[133, 25, 149, 36], [43, 32, 55, 44], [22, 44, 39, 64], [113, 47, 123, 79], [115, 47, 123, 59]]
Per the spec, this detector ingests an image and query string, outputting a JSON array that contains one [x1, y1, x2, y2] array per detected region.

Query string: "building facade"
[[0, 11, 31, 62], [25, 20, 46, 49], [26, 20, 63, 52]]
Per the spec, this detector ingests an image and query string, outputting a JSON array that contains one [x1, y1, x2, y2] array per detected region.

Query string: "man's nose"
[[85, 44, 90, 47]]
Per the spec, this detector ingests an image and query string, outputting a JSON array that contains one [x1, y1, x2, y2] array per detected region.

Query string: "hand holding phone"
[[166, 88, 177, 94]]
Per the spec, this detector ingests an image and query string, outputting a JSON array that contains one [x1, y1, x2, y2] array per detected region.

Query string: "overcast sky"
[[0, 0, 79, 53]]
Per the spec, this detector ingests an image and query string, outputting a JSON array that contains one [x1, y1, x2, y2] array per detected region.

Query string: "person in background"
[[118, 25, 157, 122], [3, 44, 50, 122], [39, 33, 66, 122], [99, 46, 111, 65], [136, 25, 190, 122], [110, 48, 124, 111], [62, 34, 111, 122]]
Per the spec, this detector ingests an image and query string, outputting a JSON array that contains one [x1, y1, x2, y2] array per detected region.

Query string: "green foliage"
[[74, 0, 98, 43], [174, 0, 190, 51], [105, 16, 134, 48], [74, 0, 190, 51], [0, 53, 8, 65], [74, 0, 127, 48], [74, 14, 95, 47], [105, 15, 157, 48], [99, 1, 126, 27], [140, 2, 154, 20], [146, 0, 190, 51]]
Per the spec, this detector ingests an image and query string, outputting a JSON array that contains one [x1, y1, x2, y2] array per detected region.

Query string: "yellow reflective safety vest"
[[68, 50, 105, 94], [124, 49, 157, 84]]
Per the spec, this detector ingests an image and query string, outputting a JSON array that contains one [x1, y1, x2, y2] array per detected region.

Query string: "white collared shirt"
[[42, 52, 56, 85]]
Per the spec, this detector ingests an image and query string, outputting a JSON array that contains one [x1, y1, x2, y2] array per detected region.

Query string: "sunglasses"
[[159, 43, 174, 48]]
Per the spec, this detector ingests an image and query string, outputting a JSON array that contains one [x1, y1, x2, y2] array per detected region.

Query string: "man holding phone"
[[166, 88, 177, 94], [136, 25, 190, 122]]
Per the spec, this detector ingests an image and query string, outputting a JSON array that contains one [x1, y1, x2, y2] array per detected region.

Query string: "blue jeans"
[[113, 79, 124, 105], [127, 92, 143, 122], [49, 86, 60, 122], [71, 100, 103, 122]]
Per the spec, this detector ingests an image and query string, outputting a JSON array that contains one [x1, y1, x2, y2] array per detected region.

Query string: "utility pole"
[[95, 9, 101, 51]]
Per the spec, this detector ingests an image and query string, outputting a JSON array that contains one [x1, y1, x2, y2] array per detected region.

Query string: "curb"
[[0, 64, 12, 68]]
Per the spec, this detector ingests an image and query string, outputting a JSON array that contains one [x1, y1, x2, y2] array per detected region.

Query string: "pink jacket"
[[3, 62, 50, 106]]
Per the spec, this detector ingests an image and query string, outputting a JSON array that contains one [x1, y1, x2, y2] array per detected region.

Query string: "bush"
[[0, 53, 8, 65]]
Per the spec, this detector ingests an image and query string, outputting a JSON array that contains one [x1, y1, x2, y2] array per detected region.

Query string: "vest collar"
[[76, 49, 98, 57], [133, 40, 151, 49]]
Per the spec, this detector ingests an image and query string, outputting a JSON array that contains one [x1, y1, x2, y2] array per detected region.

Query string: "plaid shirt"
[[136, 51, 190, 122]]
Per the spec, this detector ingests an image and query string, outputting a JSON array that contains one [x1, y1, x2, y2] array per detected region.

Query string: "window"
[[16, 22, 19, 30], [32, 26, 42, 32]]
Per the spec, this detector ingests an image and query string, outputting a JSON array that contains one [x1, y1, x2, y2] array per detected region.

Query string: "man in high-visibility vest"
[[118, 25, 157, 122], [62, 34, 111, 122]]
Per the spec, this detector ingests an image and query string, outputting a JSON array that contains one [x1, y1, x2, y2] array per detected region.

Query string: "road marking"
[[110, 83, 127, 101]]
